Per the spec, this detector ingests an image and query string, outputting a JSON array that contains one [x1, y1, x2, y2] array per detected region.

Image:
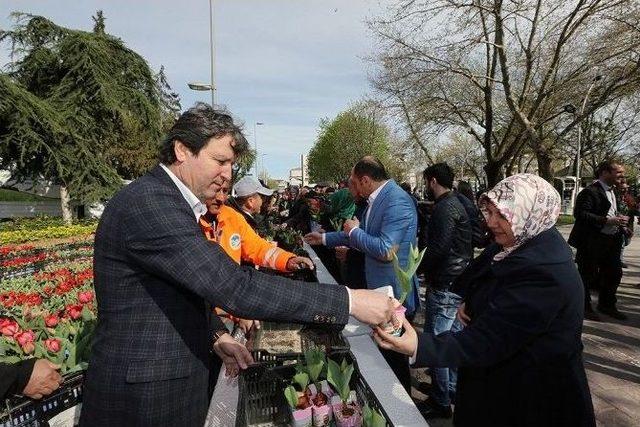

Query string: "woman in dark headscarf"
[[374, 174, 596, 427]]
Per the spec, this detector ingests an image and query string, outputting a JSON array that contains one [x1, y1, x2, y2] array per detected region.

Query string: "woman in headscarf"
[[374, 174, 596, 427]]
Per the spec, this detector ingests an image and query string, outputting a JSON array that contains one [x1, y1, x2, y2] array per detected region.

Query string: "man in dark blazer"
[[79, 103, 394, 427], [568, 160, 629, 321]]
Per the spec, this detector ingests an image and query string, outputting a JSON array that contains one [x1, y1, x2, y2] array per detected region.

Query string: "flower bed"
[[0, 238, 96, 374]]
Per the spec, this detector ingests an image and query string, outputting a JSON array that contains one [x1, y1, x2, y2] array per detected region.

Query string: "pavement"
[[410, 225, 640, 426]]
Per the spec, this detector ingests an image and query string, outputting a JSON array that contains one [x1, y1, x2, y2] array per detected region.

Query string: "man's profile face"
[[205, 181, 230, 215], [349, 170, 368, 198], [603, 164, 624, 186], [175, 134, 235, 200]]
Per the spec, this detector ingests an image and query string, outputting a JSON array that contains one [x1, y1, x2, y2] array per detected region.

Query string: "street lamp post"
[[254, 122, 264, 176], [187, 0, 216, 105], [261, 154, 268, 181], [574, 75, 603, 194]]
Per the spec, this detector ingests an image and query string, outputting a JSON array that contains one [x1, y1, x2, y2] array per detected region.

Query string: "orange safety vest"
[[199, 205, 295, 272]]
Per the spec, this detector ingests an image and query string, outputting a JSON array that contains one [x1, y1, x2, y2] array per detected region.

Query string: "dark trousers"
[[576, 232, 623, 310]]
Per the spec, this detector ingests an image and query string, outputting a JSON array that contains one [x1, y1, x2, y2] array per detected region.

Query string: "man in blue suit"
[[305, 156, 420, 391]]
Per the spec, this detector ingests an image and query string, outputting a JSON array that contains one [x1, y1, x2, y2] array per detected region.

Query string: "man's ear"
[[174, 140, 192, 163]]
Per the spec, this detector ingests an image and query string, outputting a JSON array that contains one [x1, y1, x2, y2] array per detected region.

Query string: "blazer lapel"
[[366, 181, 394, 232], [593, 182, 611, 213]]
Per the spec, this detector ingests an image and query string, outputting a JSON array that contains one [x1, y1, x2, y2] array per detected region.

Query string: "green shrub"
[[556, 215, 575, 226], [0, 188, 50, 202]]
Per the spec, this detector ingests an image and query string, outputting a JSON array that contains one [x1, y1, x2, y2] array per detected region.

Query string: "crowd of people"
[[2, 102, 639, 427]]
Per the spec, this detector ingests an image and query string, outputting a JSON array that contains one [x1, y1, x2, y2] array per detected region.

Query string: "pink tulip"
[[44, 338, 61, 353], [44, 314, 59, 328], [0, 318, 19, 337]]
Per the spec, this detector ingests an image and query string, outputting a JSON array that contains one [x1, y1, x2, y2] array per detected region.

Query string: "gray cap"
[[233, 176, 274, 197]]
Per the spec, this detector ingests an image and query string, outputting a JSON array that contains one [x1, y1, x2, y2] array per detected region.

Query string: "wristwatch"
[[212, 329, 229, 344]]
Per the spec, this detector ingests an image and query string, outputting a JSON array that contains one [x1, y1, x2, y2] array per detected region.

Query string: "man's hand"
[[237, 318, 259, 334], [373, 318, 418, 357], [335, 246, 349, 263], [22, 359, 62, 399], [343, 217, 360, 234], [457, 302, 471, 327], [213, 333, 254, 378], [304, 232, 323, 246], [350, 289, 396, 326], [606, 215, 629, 226], [286, 256, 315, 271]]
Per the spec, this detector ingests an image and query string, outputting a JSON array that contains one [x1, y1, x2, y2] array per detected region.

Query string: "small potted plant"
[[285, 370, 313, 427], [303, 348, 334, 426], [362, 404, 387, 427], [327, 358, 362, 427], [383, 244, 426, 336]]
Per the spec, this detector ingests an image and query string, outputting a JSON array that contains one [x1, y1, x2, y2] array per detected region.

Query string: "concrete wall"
[[0, 201, 62, 219]]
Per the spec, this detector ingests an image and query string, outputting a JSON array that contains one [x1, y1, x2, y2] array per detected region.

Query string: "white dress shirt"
[[363, 180, 390, 230], [598, 179, 618, 235], [160, 164, 207, 221]]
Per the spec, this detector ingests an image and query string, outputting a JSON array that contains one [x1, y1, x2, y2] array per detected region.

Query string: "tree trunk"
[[60, 185, 73, 224], [484, 161, 503, 187], [536, 151, 554, 182]]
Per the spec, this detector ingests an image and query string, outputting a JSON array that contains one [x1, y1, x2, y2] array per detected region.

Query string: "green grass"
[[0, 188, 51, 202], [556, 214, 575, 226]]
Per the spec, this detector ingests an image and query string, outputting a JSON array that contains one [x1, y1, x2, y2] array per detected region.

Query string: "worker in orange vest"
[[200, 181, 314, 271]]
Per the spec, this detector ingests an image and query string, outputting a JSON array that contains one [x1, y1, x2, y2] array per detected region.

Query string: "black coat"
[[416, 228, 595, 427], [568, 181, 612, 249], [80, 166, 350, 427]]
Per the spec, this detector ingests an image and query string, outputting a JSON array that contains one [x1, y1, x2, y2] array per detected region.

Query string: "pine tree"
[[0, 12, 175, 221]]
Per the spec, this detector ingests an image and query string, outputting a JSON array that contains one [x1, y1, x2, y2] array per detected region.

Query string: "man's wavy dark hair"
[[159, 103, 249, 164]]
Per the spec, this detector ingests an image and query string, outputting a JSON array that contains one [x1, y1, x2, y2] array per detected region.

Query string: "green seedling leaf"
[[284, 385, 299, 409], [293, 372, 310, 391]]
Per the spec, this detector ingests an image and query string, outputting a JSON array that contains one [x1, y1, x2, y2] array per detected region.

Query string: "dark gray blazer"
[[79, 165, 349, 427]]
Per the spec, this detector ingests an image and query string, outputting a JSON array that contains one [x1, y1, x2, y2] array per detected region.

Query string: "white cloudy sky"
[[1, 0, 386, 179]]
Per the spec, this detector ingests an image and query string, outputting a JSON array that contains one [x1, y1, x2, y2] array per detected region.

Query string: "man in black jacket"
[[568, 160, 629, 321], [420, 163, 473, 419]]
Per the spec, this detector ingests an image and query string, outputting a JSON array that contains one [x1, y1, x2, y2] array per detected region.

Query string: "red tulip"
[[44, 338, 61, 353], [15, 330, 35, 346], [44, 314, 59, 328], [78, 291, 94, 304], [0, 318, 20, 337], [65, 304, 83, 320]]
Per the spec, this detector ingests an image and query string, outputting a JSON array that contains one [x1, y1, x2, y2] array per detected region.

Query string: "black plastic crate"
[[236, 352, 393, 427], [0, 371, 84, 427], [249, 322, 349, 363]]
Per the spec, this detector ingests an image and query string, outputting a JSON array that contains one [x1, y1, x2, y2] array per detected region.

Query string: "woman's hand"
[[373, 318, 418, 357], [457, 302, 471, 327]]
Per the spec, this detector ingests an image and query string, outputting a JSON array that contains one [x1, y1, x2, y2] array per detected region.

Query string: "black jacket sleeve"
[[413, 267, 565, 368], [1, 359, 37, 400], [574, 188, 607, 228]]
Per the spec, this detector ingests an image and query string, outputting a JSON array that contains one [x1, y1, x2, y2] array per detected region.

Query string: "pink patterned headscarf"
[[479, 174, 561, 261]]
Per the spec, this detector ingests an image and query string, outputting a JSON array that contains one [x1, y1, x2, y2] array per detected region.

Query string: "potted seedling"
[[327, 358, 362, 427], [285, 370, 313, 427], [362, 404, 387, 427], [303, 348, 333, 426], [383, 244, 426, 336]]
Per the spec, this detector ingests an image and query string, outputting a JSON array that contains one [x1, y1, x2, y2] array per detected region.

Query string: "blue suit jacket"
[[325, 180, 421, 315]]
